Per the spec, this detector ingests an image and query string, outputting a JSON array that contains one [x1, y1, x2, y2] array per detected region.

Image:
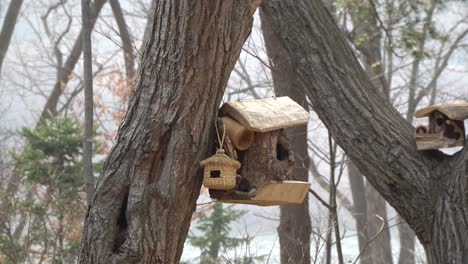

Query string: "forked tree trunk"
[[78, 1, 258, 263], [260, 1, 468, 263], [260, 6, 312, 263]]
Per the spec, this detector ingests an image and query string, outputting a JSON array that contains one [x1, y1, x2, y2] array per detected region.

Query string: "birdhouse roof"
[[219, 96, 309, 132], [200, 150, 241, 168], [414, 101, 468, 120]]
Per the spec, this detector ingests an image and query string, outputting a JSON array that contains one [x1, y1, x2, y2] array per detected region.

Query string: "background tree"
[[0, 0, 24, 79], [1, 117, 100, 263], [81, 0, 94, 207], [259, 5, 312, 263]]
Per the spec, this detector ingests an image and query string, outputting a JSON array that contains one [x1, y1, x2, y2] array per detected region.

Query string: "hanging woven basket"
[[200, 149, 240, 190]]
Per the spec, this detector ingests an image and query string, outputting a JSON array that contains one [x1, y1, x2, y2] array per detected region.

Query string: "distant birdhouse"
[[200, 149, 241, 190], [207, 96, 311, 206], [414, 101, 468, 150]]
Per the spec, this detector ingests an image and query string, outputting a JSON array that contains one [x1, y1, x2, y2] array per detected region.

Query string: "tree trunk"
[[398, 216, 416, 264], [425, 154, 468, 263], [78, 1, 258, 263], [82, 0, 95, 207], [0, 0, 24, 80], [260, 5, 312, 263], [365, 183, 393, 263], [259, 0, 468, 263], [347, 162, 372, 264]]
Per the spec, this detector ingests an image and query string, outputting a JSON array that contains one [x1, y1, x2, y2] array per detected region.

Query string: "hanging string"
[[214, 118, 226, 150]]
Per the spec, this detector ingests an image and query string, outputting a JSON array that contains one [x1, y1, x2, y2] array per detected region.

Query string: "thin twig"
[[309, 189, 332, 210]]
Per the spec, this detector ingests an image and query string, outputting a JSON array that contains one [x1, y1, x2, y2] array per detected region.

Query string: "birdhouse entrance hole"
[[210, 170, 221, 178], [276, 143, 288, 161]]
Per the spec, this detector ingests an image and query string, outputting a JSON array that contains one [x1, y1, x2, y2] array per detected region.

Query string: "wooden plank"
[[219, 97, 309, 132], [415, 133, 465, 150], [218, 181, 310, 206], [414, 101, 468, 120]]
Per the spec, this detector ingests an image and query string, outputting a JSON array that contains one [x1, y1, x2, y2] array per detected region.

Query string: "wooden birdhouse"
[[208, 96, 311, 206], [414, 101, 468, 150]]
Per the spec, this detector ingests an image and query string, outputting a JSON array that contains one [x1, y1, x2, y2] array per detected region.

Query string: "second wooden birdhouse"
[[208, 96, 311, 206], [414, 101, 468, 150]]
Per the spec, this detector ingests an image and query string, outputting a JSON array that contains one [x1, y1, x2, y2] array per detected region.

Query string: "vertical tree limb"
[[347, 161, 372, 264], [81, 0, 94, 206], [109, 0, 136, 84], [0, 0, 24, 80]]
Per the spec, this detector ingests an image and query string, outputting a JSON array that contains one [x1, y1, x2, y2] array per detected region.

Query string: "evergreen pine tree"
[[1, 116, 102, 263], [188, 202, 264, 264]]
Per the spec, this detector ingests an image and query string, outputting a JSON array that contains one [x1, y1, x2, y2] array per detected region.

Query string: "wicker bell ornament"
[[200, 149, 240, 190], [200, 121, 240, 190]]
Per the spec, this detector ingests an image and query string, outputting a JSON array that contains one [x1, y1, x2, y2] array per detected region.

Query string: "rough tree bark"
[[81, 0, 94, 207], [261, 0, 468, 263], [260, 6, 312, 263], [239, 130, 295, 190], [0, 0, 24, 80], [78, 1, 258, 263]]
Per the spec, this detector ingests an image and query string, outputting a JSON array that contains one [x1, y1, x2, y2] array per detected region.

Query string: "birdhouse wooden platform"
[[213, 181, 310, 206], [205, 96, 311, 206], [414, 101, 468, 150]]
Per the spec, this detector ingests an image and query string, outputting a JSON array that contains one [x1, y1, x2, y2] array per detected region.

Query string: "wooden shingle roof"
[[219, 96, 309, 132], [414, 101, 468, 120]]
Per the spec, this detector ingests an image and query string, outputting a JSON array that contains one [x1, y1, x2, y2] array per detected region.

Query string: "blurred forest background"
[[0, 0, 467, 263]]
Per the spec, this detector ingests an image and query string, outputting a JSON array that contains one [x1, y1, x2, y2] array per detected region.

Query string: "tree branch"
[[109, 0, 136, 84], [0, 0, 24, 80], [39, 0, 107, 122]]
